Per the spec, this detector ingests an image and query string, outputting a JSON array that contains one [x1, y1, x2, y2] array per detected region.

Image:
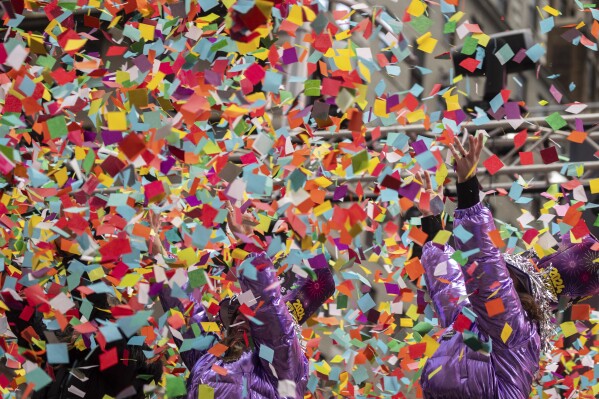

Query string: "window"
[[586, 58, 596, 101], [496, 0, 508, 15], [516, 73, 528, 101]]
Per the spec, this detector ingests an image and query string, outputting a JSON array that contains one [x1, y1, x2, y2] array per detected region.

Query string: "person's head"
[[508, 268, 542, 322], [218, 296, 251, 362]]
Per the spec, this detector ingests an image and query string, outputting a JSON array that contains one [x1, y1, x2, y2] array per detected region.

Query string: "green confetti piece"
[[337, 294, 348, 309], [443, 20, 457, 34], [305, 79, 321, 96], [413, 321, 433, 335], [461, 36, 479, 55], [545, 112, 568, 131], [351, 150, 369, 174], [165, 374, 187, 397], [410, 15, 433, 35], [83, 149, 95, 173], [47, 116, 68, 139], [188, 268, 207, 288], [450, 250, 468, 266]]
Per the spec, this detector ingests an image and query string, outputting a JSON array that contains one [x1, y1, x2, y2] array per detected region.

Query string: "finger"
[[454, 136, 467, 157], [468, 135, 475, 154], [448, 143, 460, 160], [424, 171, 432, 192], [476, 133, 484, 156]]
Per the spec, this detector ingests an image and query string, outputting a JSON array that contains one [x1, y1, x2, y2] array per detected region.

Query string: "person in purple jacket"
[[158, 204, 335, 399], [416, 134, 547, 399]]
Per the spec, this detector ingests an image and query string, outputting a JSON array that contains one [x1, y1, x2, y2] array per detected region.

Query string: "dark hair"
[[509, 269, 542, 322]]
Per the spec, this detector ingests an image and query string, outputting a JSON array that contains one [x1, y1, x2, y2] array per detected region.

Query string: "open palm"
[[448, 134, 484, 183]]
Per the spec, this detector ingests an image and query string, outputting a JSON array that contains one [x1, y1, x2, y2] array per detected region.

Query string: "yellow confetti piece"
[[561, 321, 577, 338], [407, 0, 427, 17], [232, 248, 250, 260], [64, 39, 87, 52], [107, 14, 122, 30], [107, 112, 127, 131], [87, 267, 105, 282], [406, 304, 419, 321], [400, 318, 414, 327], [590, 178, 599, 194], [374, 98, 389, 117], [314, 360, 331, 376], [501, 323, 513, 343], [147, 71, 166, 90], [422, 335, 440, 357], [449, 11, 465, 22], [335, 30, 352, 41], [74, 147, 87, 161], [116, 71, 130, 85], [200, 322, 221, 333], [178, 247, 199, 266], [197, 385, 214, 399], [313, 176, 333, 188], [314, 200, 332, 216], [98, 173, 115, 187], [428, 365, 443, 379], [416, 32, 438, 53], [432, 230, 452, 245], [358, 61, 371, 83], [302, 5, 317, 22], [139, 23, 156, 41], [435, 163, 448, 187], [203, 140, 221, 155], [254, 213, 270, 233], [407, 109, 425, 123], [445, 94, 461, 111], [472, 33, 490, 47], [543, 5, 561, 16], [119, 273, 141, 288], [53, 167, 68, 187], [329, 48, 353, 71]]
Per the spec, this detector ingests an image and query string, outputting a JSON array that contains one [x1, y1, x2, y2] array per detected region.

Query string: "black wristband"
[[456, 176, 481, 209]]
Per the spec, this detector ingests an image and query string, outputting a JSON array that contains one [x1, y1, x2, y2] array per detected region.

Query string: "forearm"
[[421, 242, 469, 328], [456, 175, 481, 209], [238, 253, 306, 379]]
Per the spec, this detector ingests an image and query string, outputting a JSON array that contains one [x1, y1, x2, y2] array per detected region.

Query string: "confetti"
[[0, 1, 595, 398]]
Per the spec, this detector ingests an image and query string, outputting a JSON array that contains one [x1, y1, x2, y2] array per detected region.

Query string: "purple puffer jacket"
[[160, 252, 308, 399], [420, 203, 540, 399]]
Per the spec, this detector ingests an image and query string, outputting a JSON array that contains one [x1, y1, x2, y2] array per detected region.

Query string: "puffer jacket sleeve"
[[159, 284, 217, 370], [453, 202, 535, 345], [237, 251, 308, 397], [421, 242, 470, 328]]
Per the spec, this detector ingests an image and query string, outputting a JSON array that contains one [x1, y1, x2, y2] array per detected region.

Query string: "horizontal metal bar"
[[323, 179, 595, 202], [309, 113, 599, 140]]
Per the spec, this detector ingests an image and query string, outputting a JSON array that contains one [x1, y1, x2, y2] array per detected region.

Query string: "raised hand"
[[417, 171, 444, 217], [225, 201, 258, 241], [148, 210, 167, 256], [448, 133, 484, 183]]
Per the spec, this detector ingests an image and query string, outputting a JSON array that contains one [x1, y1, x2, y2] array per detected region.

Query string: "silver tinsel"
[[503, 252, 557, 354]]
